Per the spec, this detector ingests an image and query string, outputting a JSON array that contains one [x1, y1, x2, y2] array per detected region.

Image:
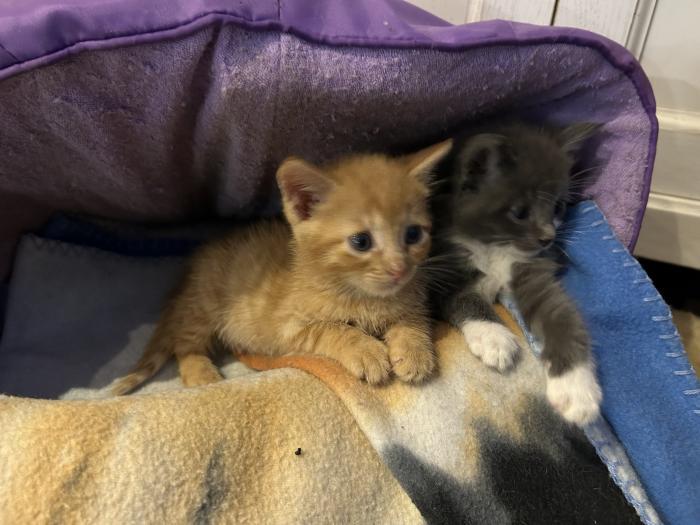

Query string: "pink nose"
[[387, 266, 408, 282]]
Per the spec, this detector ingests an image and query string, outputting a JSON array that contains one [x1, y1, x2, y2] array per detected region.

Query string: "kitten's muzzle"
[[539, 237, 554, 250], [386, 264, 409, 284]]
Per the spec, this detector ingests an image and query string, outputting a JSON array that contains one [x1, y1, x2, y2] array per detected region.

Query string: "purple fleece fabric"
[[0, 0, 656, 281]]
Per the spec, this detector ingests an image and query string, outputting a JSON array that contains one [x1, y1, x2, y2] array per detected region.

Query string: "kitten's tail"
[[109, 337, 171, 396]]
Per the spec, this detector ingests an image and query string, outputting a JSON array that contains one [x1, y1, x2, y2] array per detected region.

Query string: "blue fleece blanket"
[[551, 202, 699, 525]]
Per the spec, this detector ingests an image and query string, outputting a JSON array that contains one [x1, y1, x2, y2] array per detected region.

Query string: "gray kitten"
[[429, 121, 601, 426]]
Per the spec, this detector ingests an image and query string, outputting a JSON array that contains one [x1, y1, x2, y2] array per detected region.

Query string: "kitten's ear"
[[276, 157, 335, 223], [404, 139, 453, 185], [557, 122, 600, 156], [457, 134, 506, 190]]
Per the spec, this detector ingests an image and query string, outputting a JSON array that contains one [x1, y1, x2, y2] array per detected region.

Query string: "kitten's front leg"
[[288, 321, 391, 384], [512, 261, 602, 426], [384, 318, 435, 383], [442, 288, 520, 372]]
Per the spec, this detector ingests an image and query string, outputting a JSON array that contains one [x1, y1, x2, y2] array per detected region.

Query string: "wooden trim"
[[652, 109, 700, 200], [464, 0, 484, 23], [466, 0, 556, 25], [553, 0, 638, 44], [637, 108, 700, 268], [634, 192, 700, 270], [658, 108, 700, 135], [626, 0, 657, 59]]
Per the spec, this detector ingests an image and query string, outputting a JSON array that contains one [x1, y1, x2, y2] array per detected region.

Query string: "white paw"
[[547, 364, 602, 427], [461, 320, 520, 372]]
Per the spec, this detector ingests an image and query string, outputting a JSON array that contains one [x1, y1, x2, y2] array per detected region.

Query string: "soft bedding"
[[1, 0, 690, 523], [0, 203, 682, 524]]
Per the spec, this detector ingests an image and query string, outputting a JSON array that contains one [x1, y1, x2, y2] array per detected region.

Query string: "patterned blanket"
[[0, 317, 639, 523]]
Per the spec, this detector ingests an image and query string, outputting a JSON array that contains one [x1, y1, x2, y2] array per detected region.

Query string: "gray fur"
[[512, 259, 590, 375], [430, 121, 597, 378]]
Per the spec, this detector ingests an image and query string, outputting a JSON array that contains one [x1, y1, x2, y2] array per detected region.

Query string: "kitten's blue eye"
[[508, 204, 529, 221], [348, 232, 373, 252], [404, 225, 423, 245]]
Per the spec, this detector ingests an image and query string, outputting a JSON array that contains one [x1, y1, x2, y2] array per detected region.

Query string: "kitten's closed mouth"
[[378, 270, 416, 294]]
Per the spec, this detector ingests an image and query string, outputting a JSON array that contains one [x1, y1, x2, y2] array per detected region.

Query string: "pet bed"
[[0, 0, 697, 524]]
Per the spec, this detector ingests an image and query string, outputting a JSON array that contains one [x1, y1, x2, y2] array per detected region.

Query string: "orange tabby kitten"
[[111, 141, 452, 394]]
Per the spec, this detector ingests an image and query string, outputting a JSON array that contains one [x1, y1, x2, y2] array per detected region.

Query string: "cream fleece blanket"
[[0, 312, 641, 524]]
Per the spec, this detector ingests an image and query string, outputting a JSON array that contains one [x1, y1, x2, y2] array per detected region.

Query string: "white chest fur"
[[454, 239, 528, 303]]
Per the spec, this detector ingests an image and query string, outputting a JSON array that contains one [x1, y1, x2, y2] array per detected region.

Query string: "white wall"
[[641, 1, 700, 114], [406, 0, 467, 25], [405, 1, 637, 42], [633, 0, 700, 268]]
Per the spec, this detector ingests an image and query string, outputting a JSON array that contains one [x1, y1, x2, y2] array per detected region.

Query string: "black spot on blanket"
[[383, 399, 640, 525], [193, 445, 229, 525], [47, 459, 91, 524]]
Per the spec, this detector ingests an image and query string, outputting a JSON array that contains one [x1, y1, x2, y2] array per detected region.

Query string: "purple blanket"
[[0, 0, 656, 280]]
